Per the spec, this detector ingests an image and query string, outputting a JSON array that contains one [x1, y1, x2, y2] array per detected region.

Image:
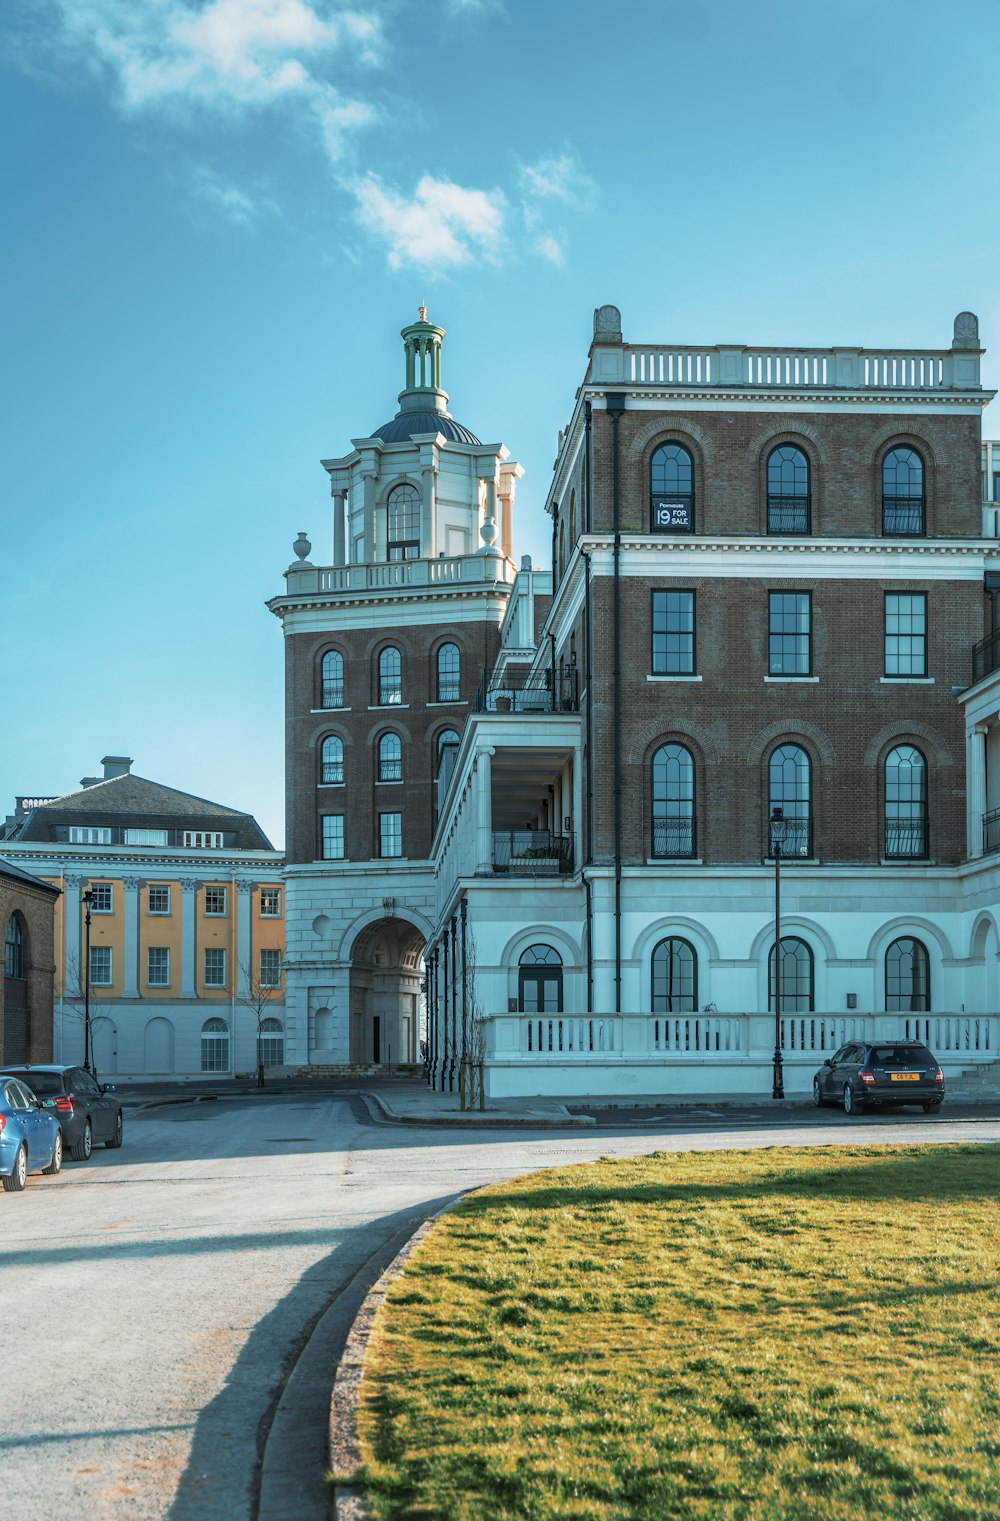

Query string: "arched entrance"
[[349, 916, 426, 1066]]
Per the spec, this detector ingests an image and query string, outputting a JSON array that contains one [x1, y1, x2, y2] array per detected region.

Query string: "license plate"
[[890, 1073, 920, 1082]]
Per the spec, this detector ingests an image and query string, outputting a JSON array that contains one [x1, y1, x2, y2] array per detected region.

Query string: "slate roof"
[[373, 409, 482, 446], [0, 857, 61, 895], [14, 774, 274, 850]]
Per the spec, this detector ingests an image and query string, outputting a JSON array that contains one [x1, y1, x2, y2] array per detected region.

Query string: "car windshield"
[[4, 1070, 63, 1095], [869, 1046, 933, 1066]]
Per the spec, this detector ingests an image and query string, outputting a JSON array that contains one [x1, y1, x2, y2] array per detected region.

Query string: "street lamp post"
[[769, 807, 787, 1100], [82, 888, 94, 1074]]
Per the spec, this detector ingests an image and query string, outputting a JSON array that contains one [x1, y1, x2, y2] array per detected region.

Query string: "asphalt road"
[[4, 1093, 1000, 1521]]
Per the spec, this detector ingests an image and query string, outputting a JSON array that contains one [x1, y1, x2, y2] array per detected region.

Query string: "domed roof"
[[374, 410, 481, 446]]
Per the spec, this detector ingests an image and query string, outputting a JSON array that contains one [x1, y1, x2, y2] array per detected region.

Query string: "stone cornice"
[[583, 385, 995, 412]]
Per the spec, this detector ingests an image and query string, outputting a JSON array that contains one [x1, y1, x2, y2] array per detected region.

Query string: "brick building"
[[0, 757, 283, 1078], [426, 306, 1000, 1097], [268, 310, 522, 1068], [1, 858, 59, 1065]]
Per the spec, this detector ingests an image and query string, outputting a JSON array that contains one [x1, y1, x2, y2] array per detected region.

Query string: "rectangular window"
[[768, 592, 811, 676], [204, 948, 226, 987], [69, 827, 112, 844], [885, 593, 927, 676], [183, 831, 224, 849], [147, 947, 170, 987], [90, 883, 113, 913], [259, 888, 281, 917], [125, 828, 168, 846], [147, 885, 171, 915], [322, 815, 345, 860], [204, 887, 227, 916], [994, 472, 1000, 504], [260, 948, 282, 987], [379, 811, 402, 858], [651, 590, 695, 674], [89, 945, 112, 986]]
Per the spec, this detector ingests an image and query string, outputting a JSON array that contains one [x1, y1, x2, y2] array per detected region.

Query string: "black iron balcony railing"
[[882, 500, 925, 536], [492, 830, 574, 874], [651, 816, 696, 858], [321, 682, 345, 708], [477, 663, 579, 714], [767, 814, 813, 858], [973, 629, 1000, 685], [984, 809, 1000, 856], [884, 817, 928, 859], [767, 497, 810, 534]]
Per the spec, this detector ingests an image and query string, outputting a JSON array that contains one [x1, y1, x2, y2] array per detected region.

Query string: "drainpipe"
[[583, 399, 594, 1014], [551, 501, 559, 592], [606, 392, 626, 1015]]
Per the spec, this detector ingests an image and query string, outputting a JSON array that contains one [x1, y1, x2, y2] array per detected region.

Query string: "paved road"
[[4, 1093, 999, 1521]]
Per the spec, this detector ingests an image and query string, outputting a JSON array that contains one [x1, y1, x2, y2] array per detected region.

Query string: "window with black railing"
[[651, 743, 696, 858], [884, 744, 928, 858], [378, 646, 402, 705], [650, 442, 694, 533], [882, 447, 925, 536], [767, 445, 810, 533], [321, 649, 345, 708], [768, 743, 812, 856], [320, 735, 344, 786], [436, 642, 461, 702], [378, 732, 403, 783]]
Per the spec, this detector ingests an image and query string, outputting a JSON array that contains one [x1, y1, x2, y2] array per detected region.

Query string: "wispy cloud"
[[517, 150, 595, 208], [353, 174, 507, 272], [190, 164, 277, 226]]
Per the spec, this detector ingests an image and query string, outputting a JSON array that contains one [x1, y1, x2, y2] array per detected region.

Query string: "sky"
[[3, 0, 1000, 851]]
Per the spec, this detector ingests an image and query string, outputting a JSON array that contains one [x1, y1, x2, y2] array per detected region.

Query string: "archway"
[[348, 916, 426, 1066]]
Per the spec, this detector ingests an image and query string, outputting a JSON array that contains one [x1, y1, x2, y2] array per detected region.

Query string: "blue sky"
[[3, 0, 1000, 849]]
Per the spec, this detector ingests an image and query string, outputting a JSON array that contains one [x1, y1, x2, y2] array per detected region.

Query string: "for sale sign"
[[652, 500, 692, 531]]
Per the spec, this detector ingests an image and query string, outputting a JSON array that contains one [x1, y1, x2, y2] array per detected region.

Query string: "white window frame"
[[259, 888, 281, 917], [147, 947, 170, 987], [259, 949, 282, 987], [204, 947, 227, 987], [125, 828, 169, 846], [184, 831, 224, 849], [69, 827, 112, 844], [90, 883, 113, 914], [147, 885, 171, 915], [204, 887, 227, 917], [89, 945, 113, 986]]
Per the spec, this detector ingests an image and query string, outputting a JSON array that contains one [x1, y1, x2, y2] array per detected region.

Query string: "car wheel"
[[71, 1118, 93, 1162], [813, 1078, 824, 1108], [922, 1101, 942, 1115], [3, 1144, 28, 1192], [105, 1111, 123, 1149], [43, 1130, 63, 1175], [843, 1084, 861, 1116]]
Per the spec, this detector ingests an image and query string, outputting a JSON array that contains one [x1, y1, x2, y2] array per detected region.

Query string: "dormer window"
[[387, 483, 420, 560]]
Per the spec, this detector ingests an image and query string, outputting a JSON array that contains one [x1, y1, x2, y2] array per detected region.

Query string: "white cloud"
[[517, 150, 596, 208], [49, 0, 380, 138], [353, 174, 507, 272], [190, 165, 277, 225]]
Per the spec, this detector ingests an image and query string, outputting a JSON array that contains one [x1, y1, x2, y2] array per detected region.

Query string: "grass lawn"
[[352, 1144, 1000, 1520]]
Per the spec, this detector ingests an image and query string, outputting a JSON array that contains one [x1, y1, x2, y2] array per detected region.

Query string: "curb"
[[329, 1205, 460, 1518], [363, 1090, 596, 1128]]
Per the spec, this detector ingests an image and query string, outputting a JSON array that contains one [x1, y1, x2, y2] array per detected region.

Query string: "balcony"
[[477, 664, 579, 715], [767, 815, 813, 858], [984, 809, 1000, 856], [651, 816, 696, 859], [492, 830, 573, 875], [884, 818, 928, 860], [973, 629, 1000, 686]]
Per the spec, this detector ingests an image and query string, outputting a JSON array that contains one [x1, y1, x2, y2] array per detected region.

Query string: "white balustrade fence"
[[901, 1016, 994, 1054], [625, 346, 962, 392]]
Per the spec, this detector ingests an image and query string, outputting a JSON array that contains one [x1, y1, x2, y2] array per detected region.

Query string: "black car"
[[813, 1042, 945, 1115], [3, 1065, 123, 1159]]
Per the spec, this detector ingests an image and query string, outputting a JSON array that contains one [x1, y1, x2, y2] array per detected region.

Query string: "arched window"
[[436, 728, 461, 808], [651, 743, 696, 858], [200, 1017, 230, 1074], [437, 642, 461, 703], [258, 1018, 285, 1068], [378, 731, 403, 782], [885, 745, 927, 858], [767, 445, 810, 533], [4, 915, 24, 979], [769, 744, 811, 857], [882, 447, 925, 535], [769, 937, 814, 1012], [651, 937, 697, 1013], [518, 944, 563, 1013], [321, 649, 344, 708], [378, 646, 402, 705], [650, 443, 694, 532], [885, 937, 930, 1012], [320, 735, 344, 786], [386, 483, 420, 560]]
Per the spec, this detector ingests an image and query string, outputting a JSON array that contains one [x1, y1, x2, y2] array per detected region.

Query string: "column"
[[363, 472, 377, 562], [63, 873, 82, 986], [475, 746, 494, 874], [420, 463, 437, 558], [970, 723, 988, 858], [181, 881, 199, 997], [332, 489, 347, 566], [122, 877, 142, 997], [236, 880, 253, 996], [572, 752, 584, 867]]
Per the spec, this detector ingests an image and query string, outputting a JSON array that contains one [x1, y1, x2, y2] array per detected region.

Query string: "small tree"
[[236, 957, 282, 1086], [62, 951, 114, 1075]]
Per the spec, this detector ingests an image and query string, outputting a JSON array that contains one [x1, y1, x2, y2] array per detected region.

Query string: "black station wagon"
[[813, 1042, 945, 1115]]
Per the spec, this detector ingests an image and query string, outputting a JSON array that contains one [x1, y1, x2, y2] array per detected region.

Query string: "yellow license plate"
[[890, 1073, 920, 1081]]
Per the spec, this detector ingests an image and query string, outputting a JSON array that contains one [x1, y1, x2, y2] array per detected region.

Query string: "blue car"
[[0, 1074, 63, 1191]]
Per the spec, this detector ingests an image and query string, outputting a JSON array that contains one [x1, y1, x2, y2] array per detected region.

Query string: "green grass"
[[352, 1145, 1000, 1520]]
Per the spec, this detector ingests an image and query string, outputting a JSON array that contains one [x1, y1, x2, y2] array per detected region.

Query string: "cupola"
[[373, 307, 481, 446]]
